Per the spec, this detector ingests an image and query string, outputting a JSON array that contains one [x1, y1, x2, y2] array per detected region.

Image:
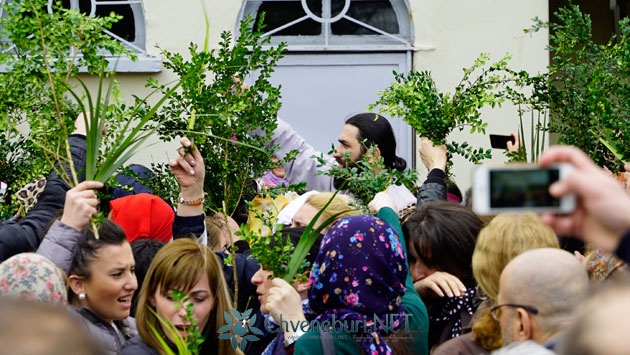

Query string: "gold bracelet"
[[177, 193, 206, 206]]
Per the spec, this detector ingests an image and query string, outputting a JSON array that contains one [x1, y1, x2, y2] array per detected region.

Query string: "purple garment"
[[260, 171, 290, 188], [308, 215, 407, 355]]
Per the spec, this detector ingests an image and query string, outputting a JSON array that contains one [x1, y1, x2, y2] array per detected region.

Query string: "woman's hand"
[[169, 137, 205, 215], [413, 271, 466, 298], [60, 181, 103, 231]]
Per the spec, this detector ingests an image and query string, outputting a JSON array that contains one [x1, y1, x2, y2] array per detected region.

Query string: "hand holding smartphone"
[[472, 163, 576, 215], [489, 134, 516, 149]]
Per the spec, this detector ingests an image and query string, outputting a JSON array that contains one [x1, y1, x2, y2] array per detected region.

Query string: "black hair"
[[129, 238, 165, 317], [68, 219, 129, 303], [402, 200, 482, 282], [345, 113, 406, 171], [446, 179, 463, 201]]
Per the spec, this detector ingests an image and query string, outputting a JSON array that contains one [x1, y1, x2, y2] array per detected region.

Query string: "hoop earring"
[[78, 293, 86, 300]]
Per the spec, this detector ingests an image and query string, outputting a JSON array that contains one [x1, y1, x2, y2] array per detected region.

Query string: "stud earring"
[[78, 293, 86, 300]]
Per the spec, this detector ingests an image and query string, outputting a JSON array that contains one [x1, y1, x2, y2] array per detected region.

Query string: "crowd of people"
[[1, 112, 630, 355]]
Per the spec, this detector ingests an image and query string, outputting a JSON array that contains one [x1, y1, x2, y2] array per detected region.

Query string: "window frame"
[[237, 0, 414, 51], [0, 0, 161, 73]]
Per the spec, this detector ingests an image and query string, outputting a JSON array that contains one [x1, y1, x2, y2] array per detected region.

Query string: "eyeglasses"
[[489, 303, 539, 321]]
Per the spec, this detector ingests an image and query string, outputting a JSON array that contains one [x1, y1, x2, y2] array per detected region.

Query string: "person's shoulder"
[[120, 335, 159, 355], [294, 329, 358, 354], [491, 340, 555, 355], [433, 332, 489, 355]]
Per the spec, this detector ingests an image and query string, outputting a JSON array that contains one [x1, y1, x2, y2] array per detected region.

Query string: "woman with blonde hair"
[[121, 238, 238, 355], [290, 192, 360, 235], [433, 212, 560, 354]]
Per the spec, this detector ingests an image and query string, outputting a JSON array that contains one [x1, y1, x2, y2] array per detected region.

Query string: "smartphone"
[[489, 134, 515, 149], [472, 163, 576, 215]]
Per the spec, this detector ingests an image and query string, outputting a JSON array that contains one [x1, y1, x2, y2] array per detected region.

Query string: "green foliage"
[[505, 108, 548, 163], [0, 0, 131, 186], [528, 4, 630, 169], [241, 190, 357, 283], [371, 54, 524, 166], [315, 145, 418, 209], [239, 224, 295, 279], [149, 290, 205, 355], [153, 14, 287, 217]]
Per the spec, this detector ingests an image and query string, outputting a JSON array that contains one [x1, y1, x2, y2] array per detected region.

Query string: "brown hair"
[[402, 201, 482, 281], [135, 238, 237, 354]]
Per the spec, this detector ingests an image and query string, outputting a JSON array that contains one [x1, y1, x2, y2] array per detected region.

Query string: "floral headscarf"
[[0, 253, 67, 308], [309, 215, 407, 355]]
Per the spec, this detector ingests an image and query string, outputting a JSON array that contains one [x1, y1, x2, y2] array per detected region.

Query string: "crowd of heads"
[[2, 112, 630, 355]]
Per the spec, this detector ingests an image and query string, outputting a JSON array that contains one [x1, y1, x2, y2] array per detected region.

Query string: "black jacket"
[[0, 134, 86, 262], [417, 168, 447, 206]]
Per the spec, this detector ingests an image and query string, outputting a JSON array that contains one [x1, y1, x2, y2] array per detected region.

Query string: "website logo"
[[218, 309, 264, 351]]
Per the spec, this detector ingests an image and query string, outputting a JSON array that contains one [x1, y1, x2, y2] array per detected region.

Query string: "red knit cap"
[[109, 193, 175, 243]]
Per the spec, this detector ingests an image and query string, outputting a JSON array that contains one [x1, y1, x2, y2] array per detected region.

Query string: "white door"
[[267, 52, 414, 166]]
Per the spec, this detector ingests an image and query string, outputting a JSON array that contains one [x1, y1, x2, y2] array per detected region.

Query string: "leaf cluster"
[[0, 0, 130, 177], [315, 145, 418, 209], [370, 54, 537, 167], [528, 4, 630, 169], [152, 14, 287, 216]]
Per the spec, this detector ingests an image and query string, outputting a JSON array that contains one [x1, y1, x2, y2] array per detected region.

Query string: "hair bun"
[[391, 156, 407, 171]]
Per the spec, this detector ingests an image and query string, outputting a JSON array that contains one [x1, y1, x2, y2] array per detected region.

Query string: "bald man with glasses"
[[491, 248, 589, 355]]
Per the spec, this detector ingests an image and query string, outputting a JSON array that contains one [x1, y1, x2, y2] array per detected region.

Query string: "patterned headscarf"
[[0, 253, 67, 308], [309, 215, 407, 355]]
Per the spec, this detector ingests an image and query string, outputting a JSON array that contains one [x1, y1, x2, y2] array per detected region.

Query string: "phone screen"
[[489, 168, 560, 208]]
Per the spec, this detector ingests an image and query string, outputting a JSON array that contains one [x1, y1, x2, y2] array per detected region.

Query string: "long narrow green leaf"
[[201, 0, 210, 52], [283, 188, 358, 282], [148, 322, 178, 355]]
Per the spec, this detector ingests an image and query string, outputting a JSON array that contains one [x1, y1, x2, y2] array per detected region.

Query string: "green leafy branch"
[[370, 53, 537, 168], [315, 145, 418, 209], [149, 290, 205, 355]]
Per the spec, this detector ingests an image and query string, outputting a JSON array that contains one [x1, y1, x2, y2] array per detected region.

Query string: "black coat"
[[0, 134, 86, 261]]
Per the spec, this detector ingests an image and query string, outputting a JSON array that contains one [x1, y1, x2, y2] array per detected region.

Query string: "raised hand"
[[60, 181, 103, 231]]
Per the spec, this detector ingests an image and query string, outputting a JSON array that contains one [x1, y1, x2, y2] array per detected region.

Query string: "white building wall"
[[119, 0, 549, 191], [410, 0, 549, 190]]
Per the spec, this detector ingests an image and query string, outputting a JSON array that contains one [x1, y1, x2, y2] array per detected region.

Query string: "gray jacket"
[[119, 335, 159, 355], [69, 307, 136, 355], [271, 118, 336, 192], [37, 220, 78, 274]]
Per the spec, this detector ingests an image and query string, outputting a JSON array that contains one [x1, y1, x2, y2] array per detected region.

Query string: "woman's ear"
[[68, 275, 85, 298], [148, 294, 156, 308]]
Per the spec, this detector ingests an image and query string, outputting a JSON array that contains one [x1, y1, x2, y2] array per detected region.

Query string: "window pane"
[[95, 3, 136, 42], [256, 1, 321, 36], [331, 0, 399, 35]]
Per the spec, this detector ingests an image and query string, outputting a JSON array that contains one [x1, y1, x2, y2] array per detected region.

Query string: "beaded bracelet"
[[177, 192, 206, 206]]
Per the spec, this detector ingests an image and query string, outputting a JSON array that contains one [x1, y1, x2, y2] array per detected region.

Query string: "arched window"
[[0, 0, 159, 72], [238, 0, 413, 50]]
